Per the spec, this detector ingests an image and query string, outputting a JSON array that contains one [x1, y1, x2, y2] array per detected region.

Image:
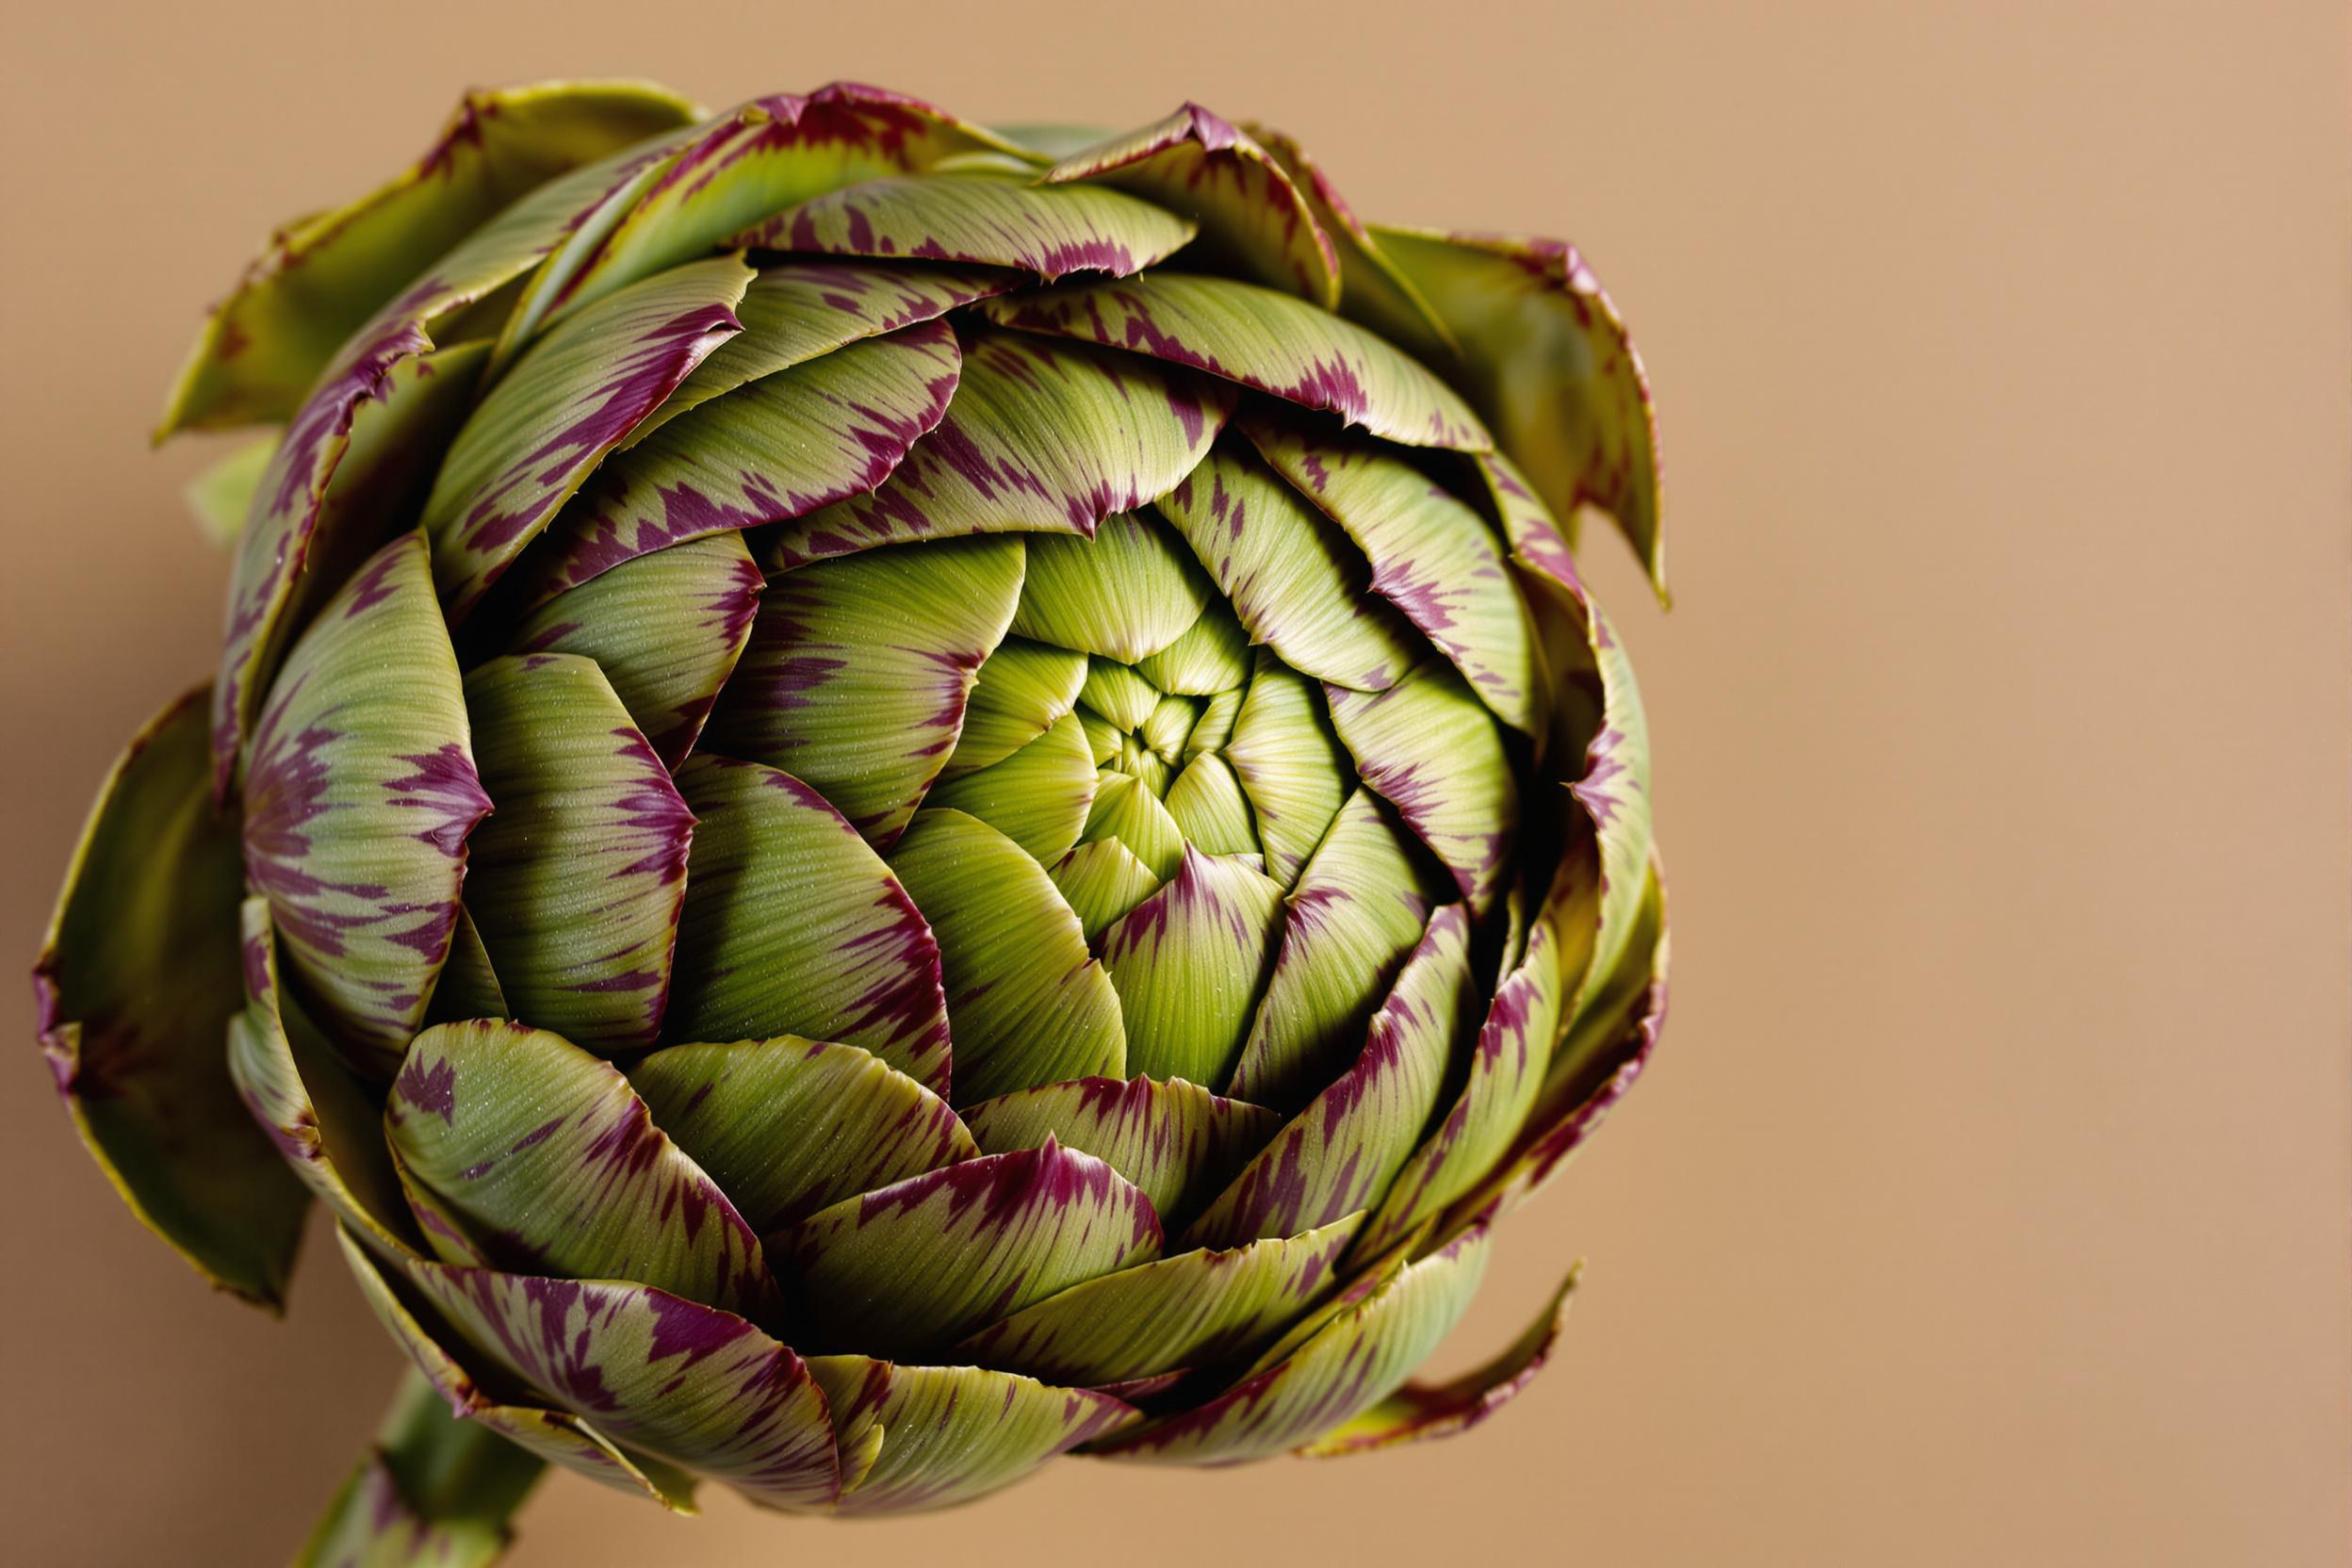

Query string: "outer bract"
[[36, 79, 1672, 1561]]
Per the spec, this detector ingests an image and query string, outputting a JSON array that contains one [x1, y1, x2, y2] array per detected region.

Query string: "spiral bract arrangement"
[[39, 81, 1669, 1524]]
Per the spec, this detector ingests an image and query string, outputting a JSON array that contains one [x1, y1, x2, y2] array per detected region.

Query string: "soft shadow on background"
[[3, 2, 2344, 1563]]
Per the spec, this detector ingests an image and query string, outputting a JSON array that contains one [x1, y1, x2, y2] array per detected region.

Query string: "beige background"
[[3, 1, 2344, 1562]]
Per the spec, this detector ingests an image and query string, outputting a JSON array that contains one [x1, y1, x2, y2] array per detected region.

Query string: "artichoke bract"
[[36, 79, 1671, 1556]]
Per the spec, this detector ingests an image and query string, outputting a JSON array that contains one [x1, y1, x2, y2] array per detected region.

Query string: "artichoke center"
[[1097, 691, 1200, 795]]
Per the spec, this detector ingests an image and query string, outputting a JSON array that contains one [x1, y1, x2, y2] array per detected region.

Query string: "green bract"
[[36, 79, 1671, 1560]]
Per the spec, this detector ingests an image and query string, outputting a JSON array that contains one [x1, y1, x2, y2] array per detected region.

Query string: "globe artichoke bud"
[[36, 79, 1671, 1556]]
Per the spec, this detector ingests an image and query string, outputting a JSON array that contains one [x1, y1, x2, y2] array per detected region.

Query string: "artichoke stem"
[[292, 1367, 546, 1568]]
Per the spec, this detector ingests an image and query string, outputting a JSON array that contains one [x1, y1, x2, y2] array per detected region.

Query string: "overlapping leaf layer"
[[41, 79, 1670, 1527]]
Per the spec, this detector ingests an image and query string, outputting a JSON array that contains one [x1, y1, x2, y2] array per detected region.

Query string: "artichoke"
[[35, 78, 1671, 1559]]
